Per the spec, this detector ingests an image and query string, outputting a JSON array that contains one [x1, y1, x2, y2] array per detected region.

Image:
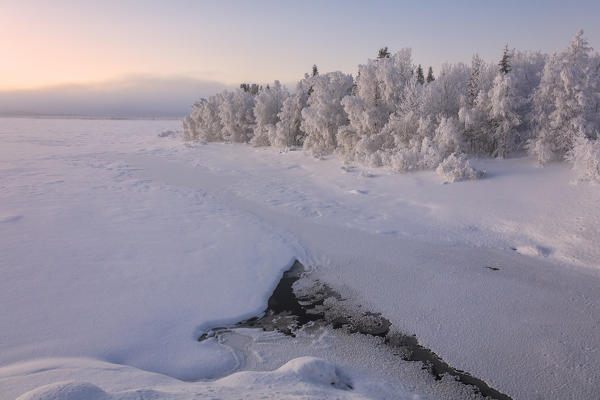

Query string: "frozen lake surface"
[[1, 117, 599, 399]]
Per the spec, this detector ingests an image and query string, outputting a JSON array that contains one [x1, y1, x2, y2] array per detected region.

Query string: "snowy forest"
[[183, 30, 600, 182]]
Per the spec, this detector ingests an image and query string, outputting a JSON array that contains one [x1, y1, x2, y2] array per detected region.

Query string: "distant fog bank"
[[0, 76, 233, 118]]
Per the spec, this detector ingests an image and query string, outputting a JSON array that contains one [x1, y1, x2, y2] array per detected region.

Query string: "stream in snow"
[[200, 260, 512, 400]]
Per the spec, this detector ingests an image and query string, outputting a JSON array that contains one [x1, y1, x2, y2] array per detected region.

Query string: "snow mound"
[[277, 356, 341, 386], [221, 356, 351, 390], [158, 130, 178, 138], [16, 382, 110, 400], [436, 153, 485, 182], [515, 245, 552, 257], [347, 189, 369, 195]]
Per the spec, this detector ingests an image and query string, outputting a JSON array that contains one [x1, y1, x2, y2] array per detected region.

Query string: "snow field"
[[2, 117, 600, 399]]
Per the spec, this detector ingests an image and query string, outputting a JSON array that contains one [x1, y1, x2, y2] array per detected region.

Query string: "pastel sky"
[[1, 0, 599, 116]]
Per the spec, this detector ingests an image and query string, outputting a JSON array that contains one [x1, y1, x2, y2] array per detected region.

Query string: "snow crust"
[[2, 117, 600, 399]]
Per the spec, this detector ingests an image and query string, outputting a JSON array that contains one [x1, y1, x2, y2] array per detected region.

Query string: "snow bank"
[[0, 118, 297, 383], [220, 357, 350, 389], [16, 382, 110, 400], [3, 357, 409, 400]]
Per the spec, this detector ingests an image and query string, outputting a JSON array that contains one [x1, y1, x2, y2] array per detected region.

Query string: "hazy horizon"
[[0, 75, 235, 118]]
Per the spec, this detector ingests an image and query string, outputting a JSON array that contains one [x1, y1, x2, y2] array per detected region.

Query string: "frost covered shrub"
[[568, 135, 600, 183], [420, 137, 445, 169], [436, 153, 486, 182], [388, 147, 421, 172], [380, 116, 462, 173], [386, 140, 437, 173], [386, 137, 443, 173], [434, 116, 463, 157], [301, 72, 354, 156]]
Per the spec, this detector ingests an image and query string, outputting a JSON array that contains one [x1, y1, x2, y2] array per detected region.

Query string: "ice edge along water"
[[200, 260, 513, 400]]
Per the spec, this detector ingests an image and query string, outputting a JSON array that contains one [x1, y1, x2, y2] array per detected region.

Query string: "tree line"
[[184, 30, 600, 182]]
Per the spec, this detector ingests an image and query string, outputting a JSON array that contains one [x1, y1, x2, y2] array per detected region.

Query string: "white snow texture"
[[2, 117, 600, 399]]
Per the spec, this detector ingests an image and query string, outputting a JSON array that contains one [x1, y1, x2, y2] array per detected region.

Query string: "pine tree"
[[240, 83, 261, 95], [467, 55, 483, 106], [416, 64, 425, 85], [426, 66, 435, 83], [498, 45, 512, 74], [378, 46, 391, 59], [312, 64, 319, 77]]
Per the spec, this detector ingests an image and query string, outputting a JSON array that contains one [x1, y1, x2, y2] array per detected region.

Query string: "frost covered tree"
[[271, 75, 316, 148], [530, 30, 600, 163], [422, 62, 469, 121], [459, 88, 492, 154], [337, 49, 416, 163], [426, 67, 435, 83], [459, 50, 525, 157], [460, 49, 545, 156], [240, 83, 261, 95], [273, 93, 307, 148], [337, 52, 477, 173], [301, 72, 354, 156], [250, 81, 289, 146], [182, 30, 596, 183], [219, 89, 256, 143], [416, 64, 425, 85], [488, 73, 522, 157], [312, 64, 319, 77], [378, 46, 391, 59], [458, 55, 487, 154], [183, 94, 225, 142], [377, 112, 435, 171], [508, 51, 546, 136], [498, 45, 512, 74], [466, 55, 484, 107]]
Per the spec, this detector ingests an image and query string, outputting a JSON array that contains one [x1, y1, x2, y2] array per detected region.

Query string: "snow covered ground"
[[1, 117, 599, 399]]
